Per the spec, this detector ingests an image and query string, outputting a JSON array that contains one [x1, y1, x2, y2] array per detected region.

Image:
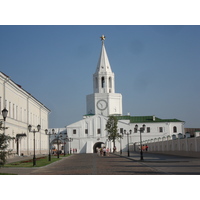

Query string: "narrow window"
[[85, 129, 88, 134], [159, 127, 163, 133], [147, 127, 150, 133], [101, 77, 105, 88], [173, 126, 177, 133], [73, 129, 76, 134], [109, 77, 112, 88], [97, 128, 101, 134], [120, 128, 123, 134]]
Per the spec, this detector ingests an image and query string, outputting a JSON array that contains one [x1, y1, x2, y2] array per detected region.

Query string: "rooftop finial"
[[100, 35, 106, 42]]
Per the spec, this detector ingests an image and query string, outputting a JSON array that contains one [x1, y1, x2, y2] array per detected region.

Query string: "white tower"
[[86, 35, 122, 116]]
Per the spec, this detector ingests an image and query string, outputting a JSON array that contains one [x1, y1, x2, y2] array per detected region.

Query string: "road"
[[1, 152, 200, 175]]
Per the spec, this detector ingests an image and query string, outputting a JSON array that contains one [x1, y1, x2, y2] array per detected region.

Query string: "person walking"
[[103, 147, 106, 156], [106, 148, 109, 156]]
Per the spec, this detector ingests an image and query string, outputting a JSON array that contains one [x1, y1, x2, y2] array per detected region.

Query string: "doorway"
[[93, 142, 104, 153]]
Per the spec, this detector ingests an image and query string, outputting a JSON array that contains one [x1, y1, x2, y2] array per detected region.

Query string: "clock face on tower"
[[96, 99, 108, 111]]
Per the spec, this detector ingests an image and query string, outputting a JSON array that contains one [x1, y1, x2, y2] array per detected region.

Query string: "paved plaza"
[[1, 152, 200, 175]]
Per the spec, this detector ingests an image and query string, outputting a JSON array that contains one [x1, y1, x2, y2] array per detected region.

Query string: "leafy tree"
[[0, 133, 12, 166], [105, 115, 122, 152]]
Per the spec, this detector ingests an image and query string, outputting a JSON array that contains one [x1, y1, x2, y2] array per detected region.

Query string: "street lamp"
[[2, 108, 8, 121], [67, 138, 73, 154], [135, 124, 146, 160], [45, 129, 54, 161], [53, 130, 62, 159], [28, 124, 41, 166], [0, 108, 8, 134], [120, 132, 123, 155], [60, 134, 68, 156], [124, 129, 132, 157]]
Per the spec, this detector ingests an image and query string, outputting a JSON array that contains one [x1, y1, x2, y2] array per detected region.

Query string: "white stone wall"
[[136, 134, 200, 152], [66, 115, 185, 153], [0, 72, 50, 156]]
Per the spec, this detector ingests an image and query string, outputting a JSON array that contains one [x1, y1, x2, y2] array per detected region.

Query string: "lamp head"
[[2, 108, 8, 121], [28, 125, 32, 132], [37, 124, 41, 132]]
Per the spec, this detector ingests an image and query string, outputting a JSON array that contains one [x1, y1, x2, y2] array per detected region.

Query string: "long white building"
[[0, 72, 50, 156], [66, 35, 185, 153]]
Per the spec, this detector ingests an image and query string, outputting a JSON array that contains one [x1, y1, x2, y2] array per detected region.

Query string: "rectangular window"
[[147, 127, 150, 133], [73, 129, 76, 134], [13, 104, 15, 119], [159, 127, 163, 133], [120, 128, 123, 134], [97, 128, 101, 134], [85, 129, 88, 134]]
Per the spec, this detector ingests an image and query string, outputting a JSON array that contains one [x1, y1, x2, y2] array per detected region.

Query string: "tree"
[[105, 115, 122, 152], [0, 123, 12, 166]]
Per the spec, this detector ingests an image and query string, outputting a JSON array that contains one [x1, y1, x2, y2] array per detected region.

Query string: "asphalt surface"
[[1, 152, 200, 175]]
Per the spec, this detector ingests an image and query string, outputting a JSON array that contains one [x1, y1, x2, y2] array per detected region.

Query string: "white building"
[[66, 35, 185, 154], [0, 72, 50, 156]]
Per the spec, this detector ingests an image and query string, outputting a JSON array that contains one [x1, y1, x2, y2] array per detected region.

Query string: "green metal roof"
[[116, 115, 184, 123]]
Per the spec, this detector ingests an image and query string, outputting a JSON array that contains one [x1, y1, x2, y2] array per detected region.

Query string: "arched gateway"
[[93, 142, 104, 153]]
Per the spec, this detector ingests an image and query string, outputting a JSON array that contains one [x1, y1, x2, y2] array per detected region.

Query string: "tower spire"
[[96, 35, 112, 74]]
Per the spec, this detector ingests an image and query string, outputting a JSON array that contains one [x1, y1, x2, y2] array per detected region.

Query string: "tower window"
[[101, 77, 105, 88], [109, 77, 112, 88]]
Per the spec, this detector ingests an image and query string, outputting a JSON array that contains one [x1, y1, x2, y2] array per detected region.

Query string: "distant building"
[[185, 128, 200, 137], [65, 36, 185, 153], [0, 72, 50, 156]]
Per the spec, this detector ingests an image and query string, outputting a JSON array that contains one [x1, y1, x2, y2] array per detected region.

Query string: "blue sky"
[[0, 25, 200, 128]]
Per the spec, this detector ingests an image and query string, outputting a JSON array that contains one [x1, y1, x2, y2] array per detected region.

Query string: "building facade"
[[0, 72, 50, 156], [66, 36, 185, 154]]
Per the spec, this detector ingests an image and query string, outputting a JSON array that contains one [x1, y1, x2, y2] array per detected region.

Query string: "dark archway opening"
[[93, 142, 104, 153]]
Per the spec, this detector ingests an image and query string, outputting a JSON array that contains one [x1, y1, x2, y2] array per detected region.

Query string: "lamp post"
[[124, 129, 132, 157], [120, 132, 123, 155], [0, 108, 8, 134], [135, 124, 146, 160], [60, 134, 68, 156], [53, 131, 61, 159], [28, 124, 41, 166], [67, 138, 73, 154], [45, 129, 54, 161]]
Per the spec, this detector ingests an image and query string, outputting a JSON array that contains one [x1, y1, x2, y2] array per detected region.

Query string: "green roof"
[[116, 115, 184, 123]]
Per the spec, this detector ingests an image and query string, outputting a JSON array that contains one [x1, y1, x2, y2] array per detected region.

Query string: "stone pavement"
[[1, 151, 200, 175]]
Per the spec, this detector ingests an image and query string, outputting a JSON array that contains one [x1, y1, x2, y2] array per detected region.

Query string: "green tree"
[[0, 132, 12, 166], [105, 115, 122, 152]]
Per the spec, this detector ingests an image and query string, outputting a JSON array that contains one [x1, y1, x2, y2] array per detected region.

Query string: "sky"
[[0, 25, 200, 128]]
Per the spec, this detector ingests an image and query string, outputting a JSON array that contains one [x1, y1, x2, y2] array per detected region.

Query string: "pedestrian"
[[106, 148, 109, 156], [100, 148, 103, 156], [146, 145, 148, 151], [96, 147, 100, 156], [103, 147, 106, 156], [113, 146, 116, 153]]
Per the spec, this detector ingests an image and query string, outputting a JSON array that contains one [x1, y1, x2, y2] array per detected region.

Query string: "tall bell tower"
[[86, 35, 122, 116]]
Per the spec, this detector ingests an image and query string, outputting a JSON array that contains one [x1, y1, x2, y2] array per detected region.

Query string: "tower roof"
[[95, 35, 112, 74]]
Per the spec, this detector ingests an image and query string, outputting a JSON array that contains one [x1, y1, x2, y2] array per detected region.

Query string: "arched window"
[[173, 126, 177, 133], [101, 77, 105, 88], [109, 77, 112, 88]]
